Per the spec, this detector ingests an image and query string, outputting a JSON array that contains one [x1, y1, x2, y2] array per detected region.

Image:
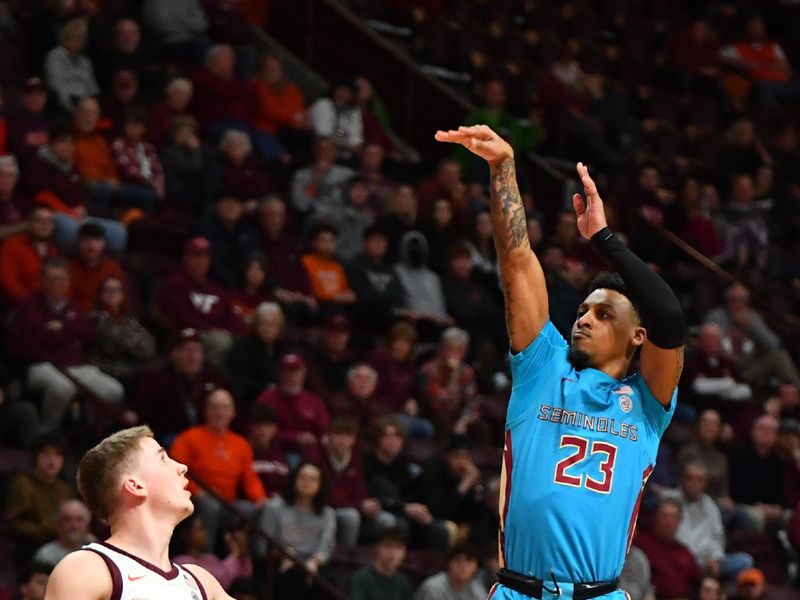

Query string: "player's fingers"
[[572, 193, 585, 215], [459, 124, 495, 140]]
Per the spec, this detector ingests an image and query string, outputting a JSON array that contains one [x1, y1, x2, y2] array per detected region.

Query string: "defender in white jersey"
[[45, 426, 233, 600]]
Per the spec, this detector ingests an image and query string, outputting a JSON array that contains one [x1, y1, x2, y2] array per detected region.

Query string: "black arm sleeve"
[[591, 227, 686, 349]]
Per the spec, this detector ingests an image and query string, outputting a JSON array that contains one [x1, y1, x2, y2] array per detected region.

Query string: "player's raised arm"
[[435, 125, 548, 351], [574, 164, 686, 406]]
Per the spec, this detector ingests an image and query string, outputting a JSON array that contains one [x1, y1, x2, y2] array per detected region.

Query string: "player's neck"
[[594, 356, 630, 381], [106, 512, 177, 571]]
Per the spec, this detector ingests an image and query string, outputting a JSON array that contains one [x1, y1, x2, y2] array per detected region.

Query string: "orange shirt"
[[68, 256, 126, 313], [0, 234, 58, 303], [301, 253, 350, 301], [170, 426, 267, 503], [250, 79, 305, 134], [74, 132, 118, 182]]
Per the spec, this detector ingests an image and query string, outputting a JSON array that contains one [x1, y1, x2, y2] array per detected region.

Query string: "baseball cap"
[[280, 353, 306, 370], [174, 328, 201, 346], [183, 236, 210, 257], [737, 568, 765, 587], [23, 77, 46, 93], [325, 313, 350, 331]]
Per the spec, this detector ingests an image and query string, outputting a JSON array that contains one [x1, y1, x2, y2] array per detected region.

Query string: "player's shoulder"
[[45, 549, 113, 600], [181, 563, 233, 600]]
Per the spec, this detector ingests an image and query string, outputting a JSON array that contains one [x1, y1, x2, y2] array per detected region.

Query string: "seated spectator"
[[24, 125, 127, 253], [8, 78, 50, 166], [0, 385, 41, 450], [32, 499, 94, 567], [43, 19, 99, 112], [249, 53, 309, 157], [172, 514, 252, 591], [0, 155, 31, 242], [95, 19, 155, 93], [256, 196, 317, 319], [419, 198, 459, 274], [348, 528, 413, 600], [73, 97, 157, 214], [329, 363, 390, 434], [227, 301, 287, 407], [291, 136, 355, 214], [697, 577, 724, 600], [90, 275, 156, 385], [374, 185, 420, 264], [133, 328, 228, 443], [413, 544, 486, 600], [441, 243, 504, 363], [309, 78, 363, 160], [196, 194, 259, 288], [100, 69, 143, 137], [354, 77, 397, 158], [717, 174, 770, 275], [368, 322, 434, 438], [683, 323, 752, 408], [148, 78, 195, 149], [704, 282, 800, 386], [301, 222, 356, 307], [110, 106, 165, 207], [635, 498, 703, 600], [417, 328, 479, 436], [733, 568, 767, 600], [171, 388, 271, 553], [416, 159, 466, 221], [359, 142, 395, 213], [321, 417, 396, 547], [464, 208, 498, 283], [161, 116, 221, 213], [68, 222, 126, 313], [620, 546, 655, 600], [141, 0, 210, 65], [310, 175, 374, 263], [262, 462, 336, 600], [156, 236, 241, 367], [306, 313, 357, 397], [668, 18, 722, 91], [4, 433, 73, 562], [729, 415, 786, 531], [249, 404, 290, 496], [395, 231, 453, 337], [256, 353, 330, 461], [663, 463, 754, 581], [0, 206, 57, 305], [229, 253, 280, 322], [346, 224, 405, 332], [416, 436, 483, 541], [538, 243, 582, 340], [218, 129, 272, 207], [15, 561, 51, 600], [191, 44, 284, 161], [675, 410, 734, 505], [720, 16, 799, 104], [364, 417, 449, 549], [15, 258, 124, 430]]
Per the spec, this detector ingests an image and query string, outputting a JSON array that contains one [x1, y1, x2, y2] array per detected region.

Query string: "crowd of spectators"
[[1, 1, 800, 599]]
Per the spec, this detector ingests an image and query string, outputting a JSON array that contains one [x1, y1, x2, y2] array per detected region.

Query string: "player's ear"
[[632, 325, 646, 348], [122, 475, 147, 499]]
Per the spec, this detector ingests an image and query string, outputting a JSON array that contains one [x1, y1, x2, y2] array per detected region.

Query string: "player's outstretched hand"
[[573, 162, 609, 240], [435, 125, 513, 165]]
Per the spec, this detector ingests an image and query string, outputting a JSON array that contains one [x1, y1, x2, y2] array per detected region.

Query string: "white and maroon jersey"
[[83, 541, 207, 600]]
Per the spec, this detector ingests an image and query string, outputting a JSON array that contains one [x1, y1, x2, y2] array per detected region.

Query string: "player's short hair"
[[77, 426, 154, 521], [587, 272, 641, 322]]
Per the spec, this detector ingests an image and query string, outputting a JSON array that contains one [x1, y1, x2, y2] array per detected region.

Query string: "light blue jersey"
[[496, 321, 675, 593]]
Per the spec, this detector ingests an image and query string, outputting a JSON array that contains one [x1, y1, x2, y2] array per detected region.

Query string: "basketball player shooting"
[[45, 426, 234, 600], [435, 125, 686, 600]]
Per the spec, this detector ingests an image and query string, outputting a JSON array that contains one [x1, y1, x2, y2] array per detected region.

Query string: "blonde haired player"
[[45, 426, 234, 599]]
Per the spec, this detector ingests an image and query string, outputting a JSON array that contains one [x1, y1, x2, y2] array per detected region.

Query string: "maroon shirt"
[[24, 152, 84, 209], [635, 530, 703, 600], [14, 291, 95, 366], [256, 387, 330, 455], [320, 449, 369, 509], [367, 348, 416, 413], [156, 269, 240, 332], [252, 439, 291, 496], [191, 68, 253, 125]]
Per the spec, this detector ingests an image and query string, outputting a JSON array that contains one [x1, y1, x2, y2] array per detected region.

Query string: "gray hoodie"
[[394, 231, 448, 318]]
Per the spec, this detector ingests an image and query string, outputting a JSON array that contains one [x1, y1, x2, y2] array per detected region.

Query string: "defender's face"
[[570, 288, 643, 368], [136, 438, 192, 516]]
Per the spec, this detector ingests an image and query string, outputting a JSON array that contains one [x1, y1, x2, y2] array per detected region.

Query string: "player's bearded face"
[[569, 289, 642, 369]]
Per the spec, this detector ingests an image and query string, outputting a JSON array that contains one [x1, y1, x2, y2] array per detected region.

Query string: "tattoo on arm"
[[490, 159, 529, 253]]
